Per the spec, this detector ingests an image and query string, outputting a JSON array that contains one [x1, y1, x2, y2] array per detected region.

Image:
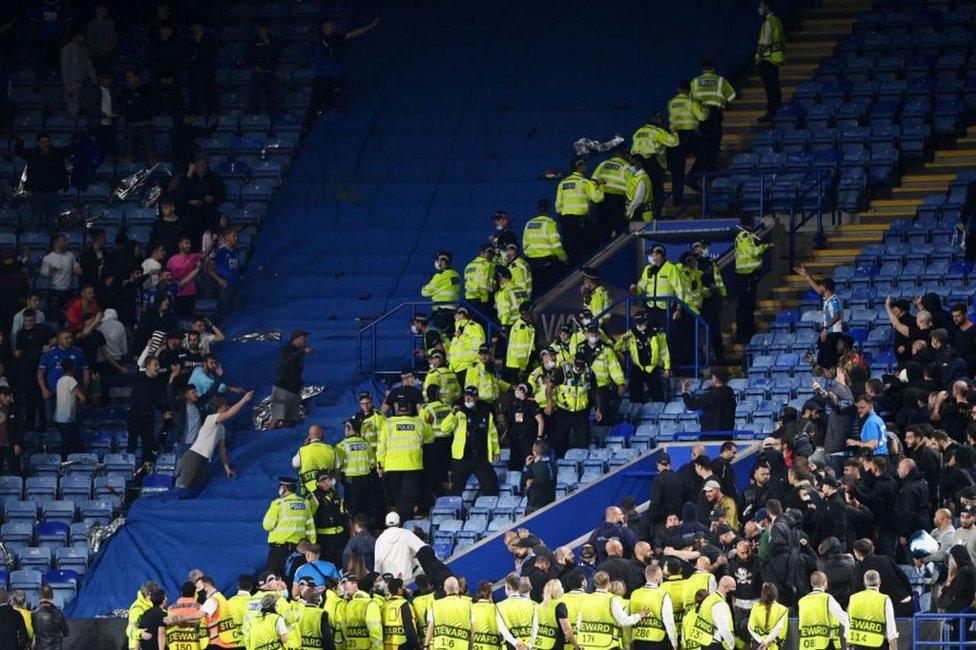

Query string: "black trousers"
[[431, 308, 456, 337], [187, 71, 217, 114], [553, 409, 589, 458], [317, 531, 348, 567], [734, 272, 760, 343], [249, 71, 276, 114], [507, 432, 536, 471], [560, 215, 589, 265], [266, 542, 295, 578], [758, 61, 782, 118], [305, 76, 341, 128], [384, 469, 422, 519], [597, 193, 627, 241], [691, 109, 724, 176], [126, 410, 157, 465], [701, 294, 724, 360], [0, 445, 20, 477], [21, 382, 46, 432], [343, 474, 375, 522], [816, 331, 845, 369], [423, 437, 452, 507], [629, 366, 666, 403], [666, 131, 695, 206], [642, 157, 667, 217], [451, 458, 499, 496], [526, 256, 562, 297]]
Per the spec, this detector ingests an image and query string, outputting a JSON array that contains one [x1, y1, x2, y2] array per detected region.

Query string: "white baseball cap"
[[385, 511, 401, 527]]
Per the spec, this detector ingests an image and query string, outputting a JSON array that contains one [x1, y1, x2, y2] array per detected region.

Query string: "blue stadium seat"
[[35, 521, 69, 549], [18, 547, 53, 571], [141, 475, 174, 496], [4, 500, 38, 523], [0, 477, 22, 501], [55, 547, 90, 573], [1, 522, 33, 550], [40, 500, 76, 526]]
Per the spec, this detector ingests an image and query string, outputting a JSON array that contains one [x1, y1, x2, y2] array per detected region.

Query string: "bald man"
[[685, 576, 736, 650], [588, 506, 638, 562], [292, 424, 339, 493], [427, 577, 472, 649], [597, 539, 645, 594]]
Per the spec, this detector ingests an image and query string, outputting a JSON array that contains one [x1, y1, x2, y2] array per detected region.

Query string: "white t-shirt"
[[41, 251, 77, 291], [55, 375, 79, 423], [190, 413, 225, 460], [142, 257, 162, 287]]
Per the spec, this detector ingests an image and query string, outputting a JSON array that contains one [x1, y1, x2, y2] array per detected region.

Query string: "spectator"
[[166, 237, 205, 319], [268, 330, 314, 429], [247, 22, 279, 113], [937, 545, 976, 615], [11, 294, 46, 342], [852, 538, 914, 617], [342, 514, 377, 573], [144, 22, 183, 115], [125, 355, 173, 465], [0, 252, 28, 331], [31, 0, 72, 76], [703, 479, 739, 530], [141, 242, 167, 288], [119, 69, 155, 162], [950, 303, 976, 371], [41, 234, 82, 322], [149, 196, 185, 258], [169, 112, 217, 171], [816, 537, 855, 609], [183, 156, 226, 245], [811, 369, 857, 470], [847, 394, 889, 456], [188, 355, 244, 399], [176, 391, 252, 488], [96, 307, 127, 367], [680, 368, 736, 432], [796, 265, 845, 371], [0, 387, 22, 476], [955, 506, 976, 562], [306, 17, 380, 128], [14, 309, 51, 433], [30, 584, 68, 649], [711, 440, 739, 499], [520, 440, 555, 514], [290, 543, 340, 597], [186, 317, 224, 355], [894, 458, 931, 546], [648, 452, 683, 525], [137, 588, 166, 650], [85, 4, 116, 70], [60, 29, 96, 118], [587, 506, 638, 562], [374, 511, 426, 580], [183, 24, 217, 116], [65, 284, 98, 334], [37, 329, 90, 415], [596, 539, 643, 594], [16, 134, 71, 231], [80, 228, 112, 287], [88, 71, 117, 158], [0, 589, 29, 648], [53, 357, 85, 458]]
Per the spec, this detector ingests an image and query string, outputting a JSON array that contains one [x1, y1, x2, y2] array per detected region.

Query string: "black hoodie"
[[938, 545, 976, 612]]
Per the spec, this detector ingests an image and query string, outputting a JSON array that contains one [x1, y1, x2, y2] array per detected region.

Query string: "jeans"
[[216, 283, 240, 323], [29, 193, 61, 230]]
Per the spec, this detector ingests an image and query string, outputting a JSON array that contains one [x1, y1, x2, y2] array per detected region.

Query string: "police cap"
[[518, 301, 532, 313], [651, 245, 666, 256], [455, 306, 470, 317], [584, 322, 599, 333], [429, 351, 445, 360], [492, 210, 509, 221], [558, 324, 572, 334], [463, 385, 479, 396], [478, 343, 491, 354], [435, 251, 452, 263], [633, 311, 648, 323], [277, 476, 297, 488], [411, 313, 429, 324], [581, 266, 600, 280]]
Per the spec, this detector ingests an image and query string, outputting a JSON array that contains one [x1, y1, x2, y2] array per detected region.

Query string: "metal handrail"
[[912, 612, 976, 648], [357, 300, 502, 375]]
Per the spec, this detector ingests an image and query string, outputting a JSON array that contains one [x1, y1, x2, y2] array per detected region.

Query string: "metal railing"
[[356, 300, 502, 377], [912, 612, 976, 649], [592, 295, 711, 379]]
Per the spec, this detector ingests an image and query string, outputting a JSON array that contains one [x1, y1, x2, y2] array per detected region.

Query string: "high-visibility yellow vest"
[[412, 593, 434, 636], [686, 592, 731, 650], [691, 72, 737, 109], [441, 409, 500, 461], [463, 361, 508, 403], [377, 415, 432, 472], [423, 368, 461, 407], [846, 589, 890, 649], [263, 493, 314, 544], [523, 215, 568, 263], [734, 230, 769, 275], [506, 319, 536, 371], [471, 601, 503, 650], [291, 603, 325, 650], [246, 613, 285, 650], [430, 595, 472, 650], [550, 338, 574, 366], [497, 596, 536, 645], [576, 591, 618, 650], [205, 591, 242, 649], [757, 13, 785, 64], [583, 286, 611, 322], [527, 366, 554, 405], [449, 319, 486, 373], [797, 591, 837, 650], [637, 261, 684, 310], [464, 257, 496, 303], [681, 604, 700, 650], [629, 585, 668, 643], [535, 602, 560, 650], [679, 265, 704, 314], [495, 283, 527, 327], [343, 592, 382, 650], [667, 92, 707, 131], [226, 592, 251, 648], [555, 172, 604, 216], [298, 442, 337, 494], [127, 591, 152, 650], [420, 399, 454, 437], [630, 125, 679, 164], [560, 591, 586, 650], [168, 597, 207, 650], [660, 575, 686, 616], [337, 435, 374, 477], [507, 256, 532, 296], [591, 157, 631, 195], [681, 573, 714, 615], [625, 166, 653, 222], [747, 601, 789, 650], [577, 342, 624, 388], [324, 590, 345, 648], [355, 411, 386, 449], [614, 329, 670, 373], [422, 269, 461, 306], [554, 365, 591, 413], [382, 596, 410, 649]]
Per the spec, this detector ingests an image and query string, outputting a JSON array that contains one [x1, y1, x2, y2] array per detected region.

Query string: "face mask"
[[636, 324, 647, 332], [410, 324, 419, 334], [464, 400, 476, 409], [587, 335, 598, 344], [581, 318, 591, 326], [515, 390, 526, 400], [758, 6, 764, 16], [433, 261, 441, 271], [544, 360, 556, 370], [646, 255, 654, 264]]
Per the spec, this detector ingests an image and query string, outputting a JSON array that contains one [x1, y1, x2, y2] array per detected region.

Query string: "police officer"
[[581, 268, 611, 323], [503, 243, 532, 298], [421, 251, 461, 335], [613, 311, 670, 404], [307, 471, 347, 567], [449, 307, 486, 381], [464, 243, 497, 319], [494, 266, 526, 328], [410, 313, 445, 362], [293, 424, 338, 495], [464, 344, 509, 408], [423, 351, 460, 408], [592, 143, 632, 240], [383, 370, 424, 417], [550, 324, 575, 366], [505, 382, 544, 472], [629, 565, 678, 650], [691, 241, 727, 361], [733, 216, 772, 343], [797, 571, 849, 650], [555, 157, 605, 264], [337, 419, 378, 524], [847, 571, 898, 650], [626, 154, 654, 222], [377, 401, 433, 520], [490, 210, 519, 255], [522, 199, 568, 296], [630, 114, 678, 217], [576, 321, 626, 415], [690, 59, 737, 177], [420, 385, 453, 507], [631, 245, 685, 326], [505, 302, 536, 382], [674, 251, 704, 368], [527, 347, 558, 415], [262, 477, 316, 580], [756, 0, 785, 122], [352, 392, 387, 449], [666, 79, 707, 208], [441, 386, 500, 496], [426, 577, 472, 650], [547, 353, 596, 458]]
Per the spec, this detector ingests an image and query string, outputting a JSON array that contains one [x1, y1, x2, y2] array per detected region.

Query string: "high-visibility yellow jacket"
[[691, 72, 736, 109], [506, 319, 536, 372], [747, 600, 789, 650], [797, 590, 840, 650], [463, 360, 510, 403], [555, 172, 604, 216], [377, 415, 434, 472], [495, 283, 528, 327], [667, 92, 708, 131], [630, 124, 679, 166], [575, 341, 624, 388], [262, 492, 316, 544], [583, 286, 611, 322], [522, 214, 568, 262], [846, 589, 890, 649], [421, 268, 461, 306], [464, 256, 496, 303], [734, 230, 770, 275], [297, 441, 338, 494], [449, 319, 486, 372], [679, 264, 704, 314], [591, 156, 631, 195], [507, 256, 532, 296], [757, 12, 785, 65], [337, 435, 375, 477], [614, 328, 670, 373], [423, 366, 461, 406], [636, 260, 685, 309], [440, 408, 500, 461], [626, 165, 653, 222]]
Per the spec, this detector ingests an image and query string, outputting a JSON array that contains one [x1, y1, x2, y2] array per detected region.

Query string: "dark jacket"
[[0, 603, 29, 650], [597, 557, 645, 595], [907, 444, 942, 507], [853, 553, 913, 613], [587, 522, 638, 562], [866, 473, 899, 533], [274, 343, 306, 393], [14, 141, 69, 193], [31, 601, 69, 650], [682, 386, 736, 432], [739, 481, 771, 523], [816, 548, 855, 609], [894, 468, 930, 537], [648, 468, 684, 524], [815, 491, 849, 549], [938, 545, 976, 612], [119, 83, 153, 123]]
